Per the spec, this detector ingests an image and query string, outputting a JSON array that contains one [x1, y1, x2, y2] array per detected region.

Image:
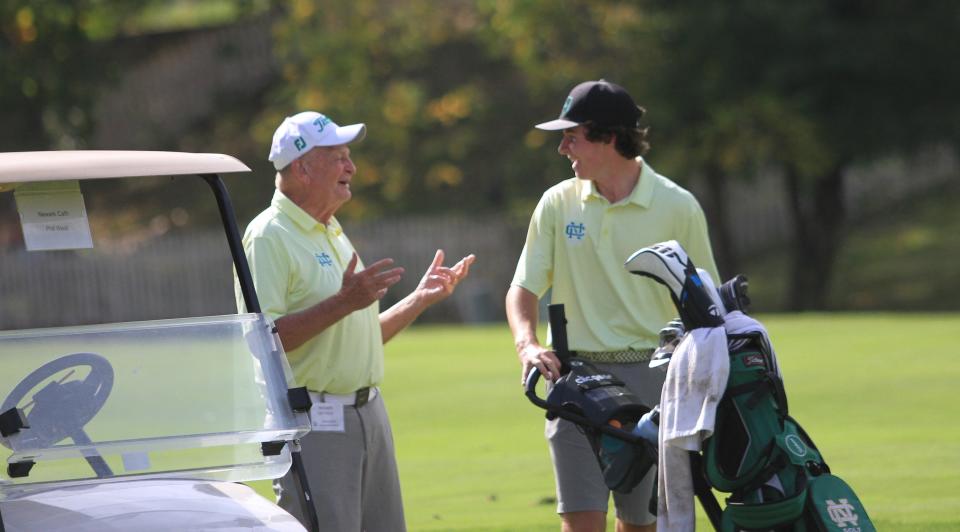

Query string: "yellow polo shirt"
[[236, 190, 383, 394], [512, 159, 718, 352]]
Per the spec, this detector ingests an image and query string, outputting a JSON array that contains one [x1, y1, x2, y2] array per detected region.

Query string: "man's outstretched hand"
[[339, 253, 405, 312], [414, 249, 476, 307]]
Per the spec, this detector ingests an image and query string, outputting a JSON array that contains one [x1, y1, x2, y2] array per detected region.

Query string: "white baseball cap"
[[268, 111, 366, 170]]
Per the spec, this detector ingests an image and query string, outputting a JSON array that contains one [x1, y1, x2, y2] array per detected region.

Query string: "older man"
[[237, 111, 475, 531]]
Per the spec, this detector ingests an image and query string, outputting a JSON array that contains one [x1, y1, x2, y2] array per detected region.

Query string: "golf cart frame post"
[[202, 172, 320, 532], [0, 151, 319, 532]]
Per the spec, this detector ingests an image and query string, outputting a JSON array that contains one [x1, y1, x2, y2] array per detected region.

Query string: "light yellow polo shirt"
[[512, 159, 718, 352], [236, 190, 383, 394]]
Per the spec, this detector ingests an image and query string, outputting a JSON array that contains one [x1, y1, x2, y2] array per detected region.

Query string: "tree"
[[266, 1, 960, 309], [648, 1, 960, 308], [1, 1, 110, 150], [265, 0, 663, 220]]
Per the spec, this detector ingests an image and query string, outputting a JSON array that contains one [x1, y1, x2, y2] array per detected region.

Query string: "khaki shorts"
[[545, 361, 664, 525]]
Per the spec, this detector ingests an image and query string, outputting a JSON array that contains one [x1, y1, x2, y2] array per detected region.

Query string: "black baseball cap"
[[535, 79, 643, 130]]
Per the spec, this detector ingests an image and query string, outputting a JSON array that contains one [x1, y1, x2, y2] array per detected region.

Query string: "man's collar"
[[271, 190, 340, 233], [580, 158, 655, 207]]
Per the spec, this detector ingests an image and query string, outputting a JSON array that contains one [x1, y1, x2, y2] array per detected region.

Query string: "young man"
[[237, 111, 475, 531], [506, 80, 718, 532]]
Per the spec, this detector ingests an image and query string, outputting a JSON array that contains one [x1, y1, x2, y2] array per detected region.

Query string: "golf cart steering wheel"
[[1, 352, 114, 451]]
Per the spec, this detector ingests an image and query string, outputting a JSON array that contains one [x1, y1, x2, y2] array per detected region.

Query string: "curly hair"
[[583, 115, 651, 159]]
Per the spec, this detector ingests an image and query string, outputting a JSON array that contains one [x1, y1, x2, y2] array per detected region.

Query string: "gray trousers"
[[276, 393, 406, 532]]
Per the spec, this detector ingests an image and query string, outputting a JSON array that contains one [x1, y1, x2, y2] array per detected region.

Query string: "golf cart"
[[0, 151, 317, 531]]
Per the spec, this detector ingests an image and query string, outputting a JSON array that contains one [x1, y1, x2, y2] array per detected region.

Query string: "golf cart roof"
[[0, 150, 250, 184]]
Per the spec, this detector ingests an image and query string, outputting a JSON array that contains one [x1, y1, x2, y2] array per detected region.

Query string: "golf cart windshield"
[[0, 152, 310, 503], [0, 313, 306, 499]]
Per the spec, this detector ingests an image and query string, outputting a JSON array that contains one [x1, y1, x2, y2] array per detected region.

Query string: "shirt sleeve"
[[238, 232, 291, 322], [510, 193, 556, 298]]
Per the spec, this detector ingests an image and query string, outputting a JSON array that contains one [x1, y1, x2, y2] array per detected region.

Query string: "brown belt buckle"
[[354, 387, 371, 408]]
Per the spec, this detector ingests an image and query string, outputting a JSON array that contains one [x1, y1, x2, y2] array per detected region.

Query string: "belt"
[[576, 348, 654, 364], [308, 387, 378, 408]]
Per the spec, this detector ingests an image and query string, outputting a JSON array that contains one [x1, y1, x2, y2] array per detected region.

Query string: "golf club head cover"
[[719, 274, 751, 314], [624, 240, 724, 330], [697, 267, 727, 316]]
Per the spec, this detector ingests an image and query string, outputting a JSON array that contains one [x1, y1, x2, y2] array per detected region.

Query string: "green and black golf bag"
[[625, 240, 874, 531], [704, 329, 872, 531]]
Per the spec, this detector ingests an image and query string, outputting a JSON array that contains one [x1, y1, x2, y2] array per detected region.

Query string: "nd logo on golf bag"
[[525, 305, 657, 495]]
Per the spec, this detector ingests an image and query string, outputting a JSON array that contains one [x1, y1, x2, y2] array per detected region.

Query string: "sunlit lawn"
[[379, 316, 960, 531]]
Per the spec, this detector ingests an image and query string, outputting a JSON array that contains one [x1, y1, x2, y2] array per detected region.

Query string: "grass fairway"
[[377, 314, 960, 531]]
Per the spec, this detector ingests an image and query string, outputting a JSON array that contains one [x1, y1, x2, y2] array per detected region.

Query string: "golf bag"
[[626, 240, 874, 531], [525, 305, 658, 495]]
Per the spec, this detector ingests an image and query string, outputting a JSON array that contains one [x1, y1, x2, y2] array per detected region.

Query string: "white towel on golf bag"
[[657, 326, 729, 531], [656, 311, 782, 530]]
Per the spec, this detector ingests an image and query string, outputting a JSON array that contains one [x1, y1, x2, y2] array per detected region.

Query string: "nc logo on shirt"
[[315, 252, 334, 266], [565, 221, 586, 240]]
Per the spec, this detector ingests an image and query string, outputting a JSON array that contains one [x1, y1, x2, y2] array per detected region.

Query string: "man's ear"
[[603, 132, 617, 148], [293, 159, 311, 183]]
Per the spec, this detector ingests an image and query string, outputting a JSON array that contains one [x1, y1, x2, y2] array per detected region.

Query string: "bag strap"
[[726, 370, 787, 416]]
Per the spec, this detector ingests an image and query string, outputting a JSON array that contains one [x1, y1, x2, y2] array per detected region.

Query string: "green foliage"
[[5, 1, 958, 308], [0, 0, 266, 152], [638, 1, 960, 308], [263, 0, 666, 219], [0, 1, 114, 149], [264, 0, 959, 233], [651, 1, 960, 179]]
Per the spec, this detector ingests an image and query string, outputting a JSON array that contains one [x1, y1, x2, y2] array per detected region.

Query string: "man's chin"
[[571, 161, 586, 178]]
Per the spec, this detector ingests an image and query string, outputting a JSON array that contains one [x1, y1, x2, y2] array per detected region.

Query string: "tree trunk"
[[783, 162, 847, 310], [701, 161, 739, 281]]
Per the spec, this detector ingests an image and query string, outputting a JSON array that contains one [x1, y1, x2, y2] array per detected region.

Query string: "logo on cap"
[[561, 96, 574, 118], [313, 115, 331, 132], [294, 137, 307, 151]]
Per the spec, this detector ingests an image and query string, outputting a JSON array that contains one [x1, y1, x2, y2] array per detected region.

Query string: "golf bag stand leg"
[[689, 452, 723, 530]]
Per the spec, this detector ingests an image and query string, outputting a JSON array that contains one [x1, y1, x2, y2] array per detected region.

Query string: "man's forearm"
[[505, 285, 541, 355], [379, 292, 428, 344], [274, 293, 355, 352]]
